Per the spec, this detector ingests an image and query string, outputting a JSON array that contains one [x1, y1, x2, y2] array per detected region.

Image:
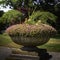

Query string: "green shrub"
[[0, 10, 24, 33], [25, 11, 57, 25], [0, 10, 24, 25], [55, 3, 60, 12]]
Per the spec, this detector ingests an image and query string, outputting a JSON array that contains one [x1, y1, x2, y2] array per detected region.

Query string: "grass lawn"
[[0, 34, 12, 45], [0, 34, 20, 48], [0, 34, 60, 52], [38, 38, 60, 52]]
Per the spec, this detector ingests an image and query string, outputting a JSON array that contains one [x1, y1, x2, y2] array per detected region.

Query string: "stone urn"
[[6, 24, 56, 47], [6, 24, 56, 60]]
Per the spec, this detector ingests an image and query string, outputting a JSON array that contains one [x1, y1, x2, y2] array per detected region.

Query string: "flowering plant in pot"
[[5, 23, 57, 58], [6, 23, 56, 47]]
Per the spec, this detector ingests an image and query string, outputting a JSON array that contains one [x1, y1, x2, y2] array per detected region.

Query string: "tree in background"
[[0, 0, 60, 33], [0, 10, 4, 17]]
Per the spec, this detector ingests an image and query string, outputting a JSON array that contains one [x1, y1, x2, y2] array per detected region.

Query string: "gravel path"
[[49, 52, 60, 60], [0, 47, 60, 60]]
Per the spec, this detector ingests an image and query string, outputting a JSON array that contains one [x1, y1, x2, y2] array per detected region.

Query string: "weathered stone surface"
[[7, 54, 39, 60], [6, 47, 52, 60], [0, 47, 12, 60]]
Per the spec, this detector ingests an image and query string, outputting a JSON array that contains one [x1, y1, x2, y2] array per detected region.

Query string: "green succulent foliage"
[[0, 10, 24, 32], [26, 11, 57, 25]]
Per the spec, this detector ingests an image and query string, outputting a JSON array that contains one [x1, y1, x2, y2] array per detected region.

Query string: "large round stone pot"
[[6, 24, 56, 47]]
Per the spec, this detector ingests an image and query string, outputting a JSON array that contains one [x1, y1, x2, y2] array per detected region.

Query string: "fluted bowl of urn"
[[6, 23, 56, 47]]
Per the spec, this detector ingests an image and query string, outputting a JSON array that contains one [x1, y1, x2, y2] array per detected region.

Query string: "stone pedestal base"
[[6, 47, 52, 60], [7, 54, 39, 60]]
